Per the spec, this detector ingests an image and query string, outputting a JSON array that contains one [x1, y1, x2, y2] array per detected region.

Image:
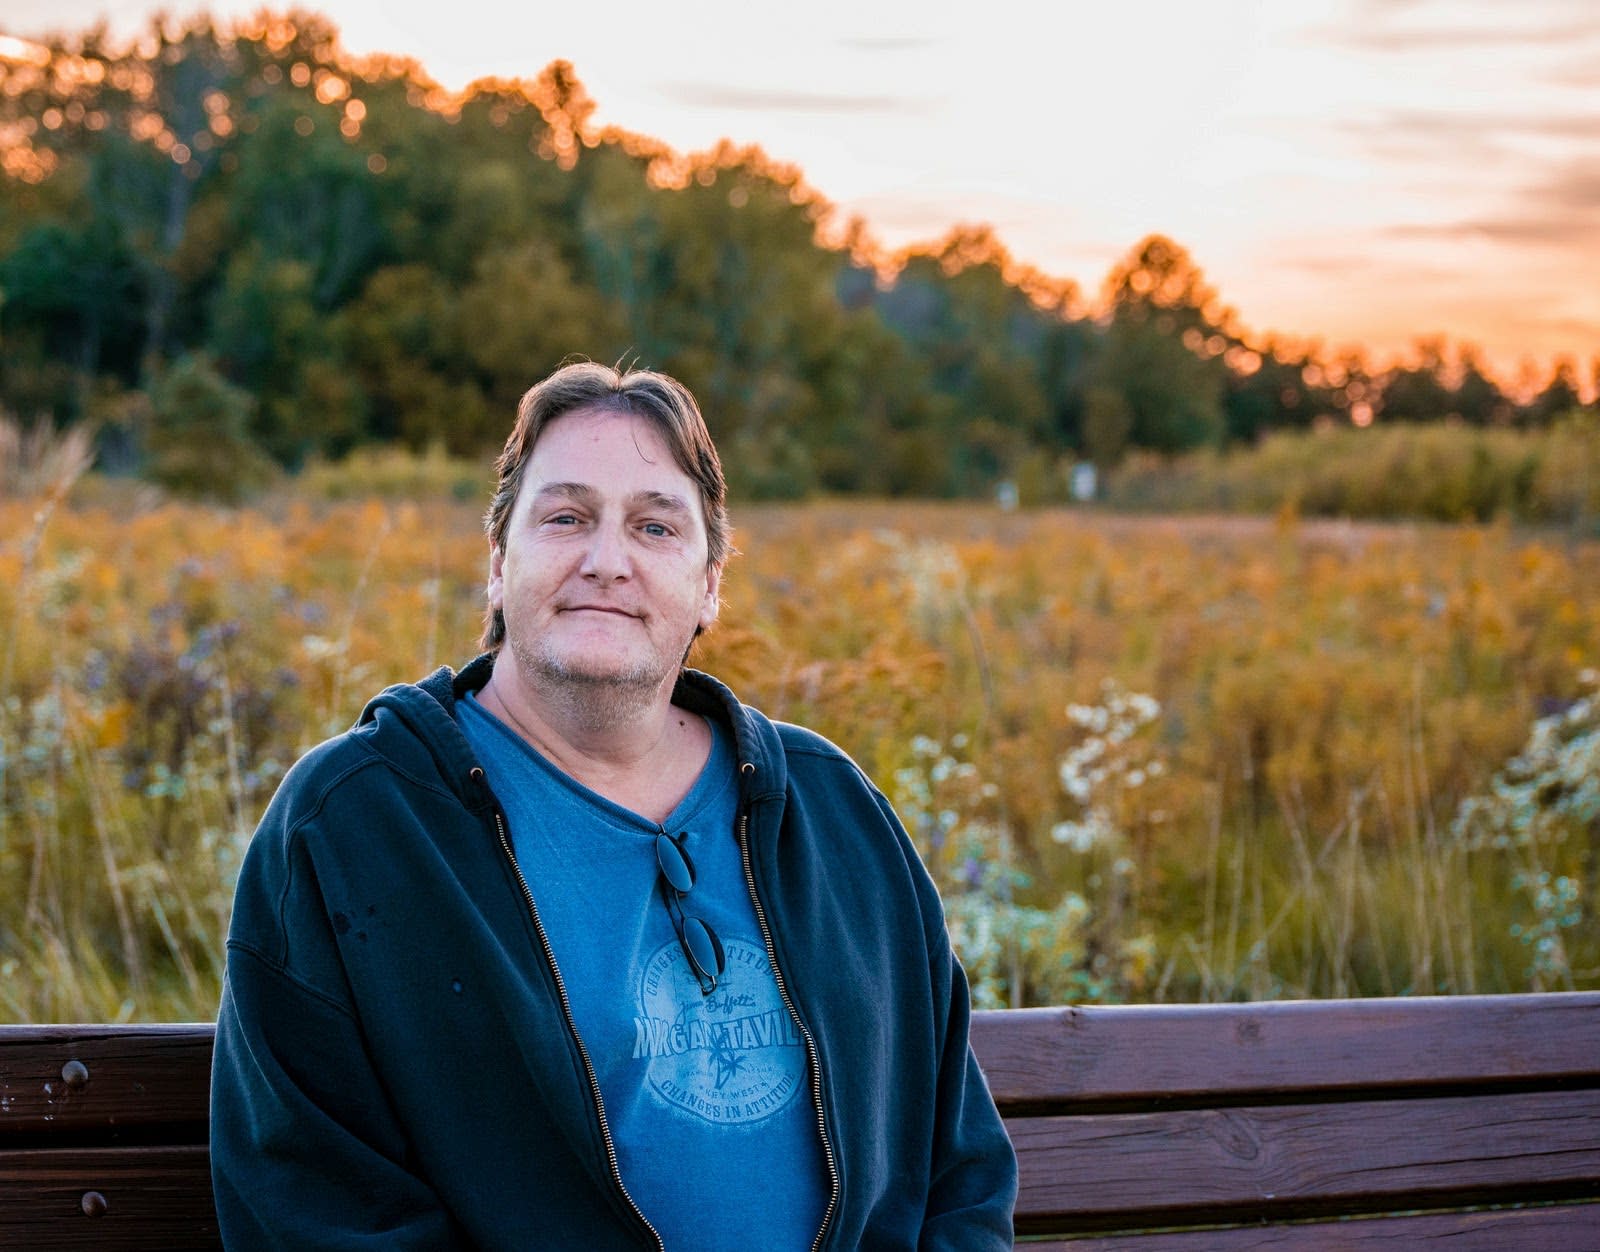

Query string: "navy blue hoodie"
[[211, 655, 1017, 1249]]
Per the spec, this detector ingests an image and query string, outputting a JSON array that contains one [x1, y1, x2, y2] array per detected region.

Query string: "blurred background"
[[1, 1, 1596, 1021]]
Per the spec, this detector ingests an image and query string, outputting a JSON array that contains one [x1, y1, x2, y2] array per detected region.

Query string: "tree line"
[[1, 12, 1594, 500]]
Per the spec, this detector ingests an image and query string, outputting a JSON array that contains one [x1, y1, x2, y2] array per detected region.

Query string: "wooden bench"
[[3, 993, 1597, 1248]]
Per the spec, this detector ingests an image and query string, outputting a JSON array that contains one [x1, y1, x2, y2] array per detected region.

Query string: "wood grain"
[[972, 993, 1600, 1109], [1020, 1200, 1600, 1249], [0, 1145, 217, 1251], [0, 1025, 212, 1139], [1010, 1087, 1600, 1230]]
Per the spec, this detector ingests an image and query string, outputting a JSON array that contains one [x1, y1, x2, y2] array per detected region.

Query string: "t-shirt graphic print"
[[633, 933, 807, 1124]]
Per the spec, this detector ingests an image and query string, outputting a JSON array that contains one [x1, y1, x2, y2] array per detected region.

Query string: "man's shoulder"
[[257, 724, 391, 835], [677, 667, 878, 792], [264, 662, 483, 827], [770, 720, 891, 812], [772, 719, 853, 765]]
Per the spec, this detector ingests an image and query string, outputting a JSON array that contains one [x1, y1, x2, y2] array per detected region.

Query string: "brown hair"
[[480, 361, 731, 652]]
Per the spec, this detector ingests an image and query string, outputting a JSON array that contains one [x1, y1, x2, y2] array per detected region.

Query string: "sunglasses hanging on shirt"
[[655, 830, 726, 996]]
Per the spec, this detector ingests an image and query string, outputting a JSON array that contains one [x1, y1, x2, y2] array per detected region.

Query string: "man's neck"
[[478, 653, 710, 824]]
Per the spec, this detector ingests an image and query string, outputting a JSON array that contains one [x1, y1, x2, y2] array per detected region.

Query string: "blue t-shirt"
[[458, 694, 827, 1250]]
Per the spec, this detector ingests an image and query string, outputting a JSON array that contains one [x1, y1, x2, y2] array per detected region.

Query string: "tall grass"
[[1, 441, 1596, 1019], [1104, 415, 1600, 529]]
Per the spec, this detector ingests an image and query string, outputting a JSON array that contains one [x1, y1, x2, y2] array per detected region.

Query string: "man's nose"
[[580, 523, 631, 581]]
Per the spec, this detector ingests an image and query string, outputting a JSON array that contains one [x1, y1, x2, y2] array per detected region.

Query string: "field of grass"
[[3, 460, 1597, 1020], [1103, 415, 1600, 528]]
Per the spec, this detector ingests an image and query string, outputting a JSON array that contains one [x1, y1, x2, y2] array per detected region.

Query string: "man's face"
[[487, 405, 722, 698]]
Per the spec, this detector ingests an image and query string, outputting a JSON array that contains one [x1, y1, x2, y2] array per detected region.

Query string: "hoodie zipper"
[[478, 775, 663, 1252], [736, 793, 841, 1252]]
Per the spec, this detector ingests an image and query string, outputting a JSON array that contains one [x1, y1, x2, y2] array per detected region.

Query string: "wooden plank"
[[1, 1001, 1594, 1246], [1011, 1088, 1600, 1233], [0, 1144, 219, 1251], [1021, 1200, 1600, 1249], [973, 993, 1600, 1109], [0, 1025, 213, 1139]]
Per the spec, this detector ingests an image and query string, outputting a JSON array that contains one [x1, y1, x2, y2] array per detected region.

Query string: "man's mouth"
[[563, 604, 639, 618]]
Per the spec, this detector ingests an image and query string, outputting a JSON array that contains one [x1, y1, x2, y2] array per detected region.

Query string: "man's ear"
[[698, 560, 724, 632], [487, 545, 505, 611]]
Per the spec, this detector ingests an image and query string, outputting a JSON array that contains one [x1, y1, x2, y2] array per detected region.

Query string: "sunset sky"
[[8, 0, 1599, 387]]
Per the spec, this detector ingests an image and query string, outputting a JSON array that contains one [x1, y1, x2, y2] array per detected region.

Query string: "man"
[[210, 361, 1017, 1249]]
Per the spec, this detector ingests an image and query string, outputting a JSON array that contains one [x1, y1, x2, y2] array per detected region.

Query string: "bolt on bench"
[[3, 992, 1598, 1249]]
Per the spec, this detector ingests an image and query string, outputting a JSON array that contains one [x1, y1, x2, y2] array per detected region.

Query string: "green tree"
[[0, 220, 144, 400], [578, 141, 893, 495], [1452, 347, 1510, 425], [338, 263, 487, 451], [457, 238, 623, 417], [146, 352, 275, 499], [876, 225, 1066, 491], [1524, 357, 1584, 427], [224, 95, 390, 311], [1091, 236, 1225, 452], [209, 245, 362, 462], [1379, 340, 1455, 422]]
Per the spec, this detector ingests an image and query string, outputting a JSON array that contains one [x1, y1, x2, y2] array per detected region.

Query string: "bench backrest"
[[3, 992, 1598, 1249], [1, 1023, 214, 1250], [974, 991, 1600, 1247]]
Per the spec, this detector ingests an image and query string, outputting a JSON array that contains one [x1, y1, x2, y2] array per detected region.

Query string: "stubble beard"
[[508, 630, 679, 731]]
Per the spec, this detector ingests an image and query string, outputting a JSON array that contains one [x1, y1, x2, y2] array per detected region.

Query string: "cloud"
[[1550, 53, 1600, 89], [1363, 110, 1600, 143], [1277, 252, 1386, 275], [1511, 312, 1600, 338], [662, 84, 922, 114], [1383, 163, 1600, 246], [834, 36, 939, 52], [1332, 107, 1600, 173], [1275, 249, 1458, 280], [1324, 0, 1600, 52], [1334, 19, 1600, 52], [1388, 217, 1593, 246]]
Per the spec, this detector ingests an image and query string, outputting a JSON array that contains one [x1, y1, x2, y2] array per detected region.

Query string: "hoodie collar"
[[361, 654, 786, 805], [672, 667, 785, 802]]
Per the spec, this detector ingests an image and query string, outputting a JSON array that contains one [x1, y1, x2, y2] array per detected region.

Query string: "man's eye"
[[642, 522, 670, 537]]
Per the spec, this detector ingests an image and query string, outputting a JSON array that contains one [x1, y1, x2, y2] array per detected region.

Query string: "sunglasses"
[[656, 831, 726, 996]]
